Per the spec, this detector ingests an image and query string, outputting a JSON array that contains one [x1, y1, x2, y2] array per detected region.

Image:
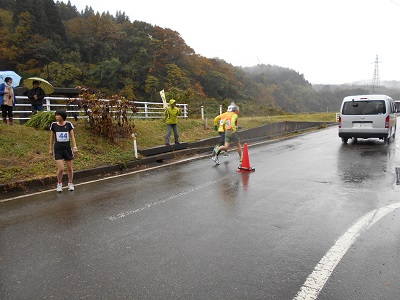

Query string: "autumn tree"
[[9, 11, 32, 68], [145, 75, 159, 101]]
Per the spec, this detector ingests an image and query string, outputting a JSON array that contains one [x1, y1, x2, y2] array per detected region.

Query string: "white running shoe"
[[68, 183, 74, 191], [223, 151, 229, 157], [211, 156, 220, 165], [56, 183, 63, 193]]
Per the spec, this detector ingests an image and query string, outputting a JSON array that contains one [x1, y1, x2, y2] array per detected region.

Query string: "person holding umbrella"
[[0, 77, 17, 125], [27, 80, 46, 114], [24, 77, 54, 95]]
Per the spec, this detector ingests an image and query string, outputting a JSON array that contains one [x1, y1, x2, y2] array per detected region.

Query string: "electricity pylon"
[[371, 54, 381, 93]]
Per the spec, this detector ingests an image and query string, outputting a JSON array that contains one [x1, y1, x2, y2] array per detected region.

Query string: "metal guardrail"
[[14, 96, 188, 120]]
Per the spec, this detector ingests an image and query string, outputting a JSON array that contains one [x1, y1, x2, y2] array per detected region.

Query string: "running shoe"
[[211, 156, 220, 165], [56, 183, 63, 193], [68, 183, 74, 191], [223, 151, 229, 157]]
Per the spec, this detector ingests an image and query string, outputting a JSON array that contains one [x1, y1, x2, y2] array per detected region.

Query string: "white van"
[[338, 94, 397, 144]]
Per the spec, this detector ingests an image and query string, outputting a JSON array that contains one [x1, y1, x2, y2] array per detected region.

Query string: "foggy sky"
[[66, 0, 400, 85]]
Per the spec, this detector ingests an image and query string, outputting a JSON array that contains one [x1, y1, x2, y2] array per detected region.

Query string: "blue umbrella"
[[0, 70, 22, 87]]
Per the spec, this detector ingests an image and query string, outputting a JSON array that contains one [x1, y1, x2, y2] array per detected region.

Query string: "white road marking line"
[[108, 174, 234, 221], [293, 202, 400, 300]]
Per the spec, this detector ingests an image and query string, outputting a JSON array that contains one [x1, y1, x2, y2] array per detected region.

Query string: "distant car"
[[338, 94, 397, 144]]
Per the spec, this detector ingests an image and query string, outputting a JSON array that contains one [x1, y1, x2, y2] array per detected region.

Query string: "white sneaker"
[[68, 183, 74, 191], [211, 156, 220, 165], [56, 183, 63, 193]]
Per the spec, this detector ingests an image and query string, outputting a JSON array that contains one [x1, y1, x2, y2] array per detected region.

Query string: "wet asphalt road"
[[1, 126, 400, 300]]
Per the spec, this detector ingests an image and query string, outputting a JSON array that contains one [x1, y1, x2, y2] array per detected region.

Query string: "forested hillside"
[[1, 0, 399, 115]]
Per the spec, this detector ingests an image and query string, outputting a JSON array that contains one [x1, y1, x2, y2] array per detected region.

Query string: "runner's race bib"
[[56, 132, 70, 142]]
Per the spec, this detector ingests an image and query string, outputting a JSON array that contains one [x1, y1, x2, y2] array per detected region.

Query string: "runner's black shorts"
[[54, 147, 74, 161]]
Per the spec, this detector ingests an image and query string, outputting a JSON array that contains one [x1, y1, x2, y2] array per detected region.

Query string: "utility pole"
[[371, 54, 381, 93]]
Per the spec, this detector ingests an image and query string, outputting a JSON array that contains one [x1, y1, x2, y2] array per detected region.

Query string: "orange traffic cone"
[[237, 143, 255, 172]]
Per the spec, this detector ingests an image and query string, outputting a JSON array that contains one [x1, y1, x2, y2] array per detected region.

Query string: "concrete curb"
[[0, 121, 336, 197]]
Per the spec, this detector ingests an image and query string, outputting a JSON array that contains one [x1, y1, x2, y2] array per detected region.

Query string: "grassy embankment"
[[0, 113, 336, 185]]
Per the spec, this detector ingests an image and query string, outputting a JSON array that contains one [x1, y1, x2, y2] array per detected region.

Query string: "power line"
[[390, 0, 400, 6]]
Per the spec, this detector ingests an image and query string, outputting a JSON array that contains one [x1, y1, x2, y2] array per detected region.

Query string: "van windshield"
[[342, 100, 386, 115]]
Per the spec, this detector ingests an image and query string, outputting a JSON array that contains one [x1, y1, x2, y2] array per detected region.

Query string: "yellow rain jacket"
[[164, 99, 182, 124]]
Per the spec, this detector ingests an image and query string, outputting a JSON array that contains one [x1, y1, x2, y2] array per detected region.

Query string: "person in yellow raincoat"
[[164, 99, 182, 145]]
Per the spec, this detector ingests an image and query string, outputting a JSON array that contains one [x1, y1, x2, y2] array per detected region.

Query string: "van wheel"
[[341, 137, 348, 144]]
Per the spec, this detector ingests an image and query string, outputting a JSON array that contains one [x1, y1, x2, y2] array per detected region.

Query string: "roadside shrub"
[[24, 111, 56, 130], [77, 88, 138, 142]]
